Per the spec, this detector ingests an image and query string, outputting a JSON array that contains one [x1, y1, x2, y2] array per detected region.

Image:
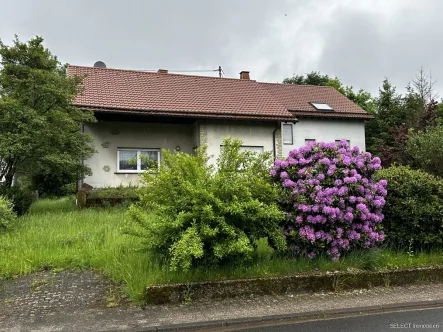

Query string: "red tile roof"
[[68, 66, 371, 121], [259, 83, 372, 119]]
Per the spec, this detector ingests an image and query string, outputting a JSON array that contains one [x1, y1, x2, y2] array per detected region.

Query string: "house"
[[68, 65, 372, 188]]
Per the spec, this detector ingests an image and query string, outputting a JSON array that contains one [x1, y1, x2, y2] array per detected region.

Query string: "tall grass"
[[1, 197, 443, 302]]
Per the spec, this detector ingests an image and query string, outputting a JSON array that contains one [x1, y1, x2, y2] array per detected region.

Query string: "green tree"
[[365, 79, 404, 155], [283, 71, 333, 86], [407, 125, 443, 177], [0, 36, 95, 190]]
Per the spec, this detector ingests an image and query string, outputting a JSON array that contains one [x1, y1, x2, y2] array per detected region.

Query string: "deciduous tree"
[[0, 36, 95, 190]]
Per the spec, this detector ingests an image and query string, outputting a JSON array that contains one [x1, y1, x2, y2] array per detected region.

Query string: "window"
[[282, 124, 293, 145], [117, 148, 160, 172], [239, 146, 264, 153], [335, 139, 350, 145], [310, 102, 334, 112], [305, 139, 316, 145], [220, 145, 264, 154]]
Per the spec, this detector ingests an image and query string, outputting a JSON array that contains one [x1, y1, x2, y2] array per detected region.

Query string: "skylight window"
[[310, 102, 334, 112]]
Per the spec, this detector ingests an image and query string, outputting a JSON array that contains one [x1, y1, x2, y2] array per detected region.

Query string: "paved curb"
[[109, 299, 443, 331], [145, 266, 443, 305]]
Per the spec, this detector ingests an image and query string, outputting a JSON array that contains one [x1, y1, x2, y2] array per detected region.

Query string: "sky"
[[1, 0, 442, 96]]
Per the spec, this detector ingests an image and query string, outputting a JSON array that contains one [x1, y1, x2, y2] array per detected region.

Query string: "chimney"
[[158, 69, 168, 74], [239, 71, 250, 80]]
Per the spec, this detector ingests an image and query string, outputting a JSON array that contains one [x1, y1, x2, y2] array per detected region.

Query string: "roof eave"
[[289, 110, 373, 120], [75, 105, 298, 122]]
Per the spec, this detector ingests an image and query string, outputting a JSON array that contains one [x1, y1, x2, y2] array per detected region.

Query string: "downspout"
[[77, 123, 85, 191], [272, 122, 281, 159]]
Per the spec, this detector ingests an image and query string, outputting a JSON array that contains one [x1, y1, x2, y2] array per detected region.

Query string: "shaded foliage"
[[375, 166, 443, 250]]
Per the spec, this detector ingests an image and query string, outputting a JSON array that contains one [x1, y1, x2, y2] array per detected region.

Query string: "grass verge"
[[1, 197, 443, 303]]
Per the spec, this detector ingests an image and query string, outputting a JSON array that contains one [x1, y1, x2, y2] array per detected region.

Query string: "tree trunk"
[[2, 170, 15, 191]]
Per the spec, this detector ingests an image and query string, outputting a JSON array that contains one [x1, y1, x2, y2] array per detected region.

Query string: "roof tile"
[[68, 66, 369, 121]]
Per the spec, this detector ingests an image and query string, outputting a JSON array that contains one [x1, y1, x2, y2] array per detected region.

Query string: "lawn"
[[1, 197, 443, 302]]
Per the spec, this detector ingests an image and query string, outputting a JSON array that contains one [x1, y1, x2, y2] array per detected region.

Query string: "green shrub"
[[374, 165, 443, 249], [86, 185, 139, 208], [407, 126, 443, 178], [125, 138, 285, 271], [1, 184, 33, 216], [87, 185, 139, 200], [30, 169, 77, 197], [0, 196, 16, 232]]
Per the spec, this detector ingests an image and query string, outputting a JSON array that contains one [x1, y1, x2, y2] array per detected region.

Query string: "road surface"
[[232, 307, 443, 332]]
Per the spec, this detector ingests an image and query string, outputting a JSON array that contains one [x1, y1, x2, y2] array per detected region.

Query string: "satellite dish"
[[93, 61, 106, 68]]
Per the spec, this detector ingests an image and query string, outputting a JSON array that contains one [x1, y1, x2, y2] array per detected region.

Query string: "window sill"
[[114, 172, 141, 174], [114, 171, 158, 174]]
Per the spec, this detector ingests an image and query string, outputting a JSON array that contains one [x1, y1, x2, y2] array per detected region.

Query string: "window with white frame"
[[117, 148, 160, 172], [282, 123, 293, 145], [305, 139, 316, 145], [239, 146, 264, 153], [335, 139, 350, 145], [220, 145, 264, 154]]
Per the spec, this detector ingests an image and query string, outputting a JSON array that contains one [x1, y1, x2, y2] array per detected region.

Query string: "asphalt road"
[[234, 307, 443, 332]]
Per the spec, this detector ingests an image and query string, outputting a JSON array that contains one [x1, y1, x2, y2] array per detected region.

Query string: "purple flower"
[[356, 203, 367, 211], [273, 140, 385, 263], [344, 212, 354, 222], [319, 158, 331, 166], [344, 177, 357, 184], [338, 186, 348, 196], [269, 170, 277, 176], [288, 158, 298, 166], [282, 179, 296, 188]]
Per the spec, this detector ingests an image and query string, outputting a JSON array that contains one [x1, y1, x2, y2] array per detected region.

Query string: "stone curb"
[[145, 265, 443, 305], [109, 299, 443, 332]]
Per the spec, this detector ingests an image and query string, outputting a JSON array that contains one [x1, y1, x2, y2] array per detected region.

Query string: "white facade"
[[82, 118, 366, 188], [205, 121, 276, 163], [83, 121, 194, 187], [281, 118, 366, 157], [83, 119, 278, 188]]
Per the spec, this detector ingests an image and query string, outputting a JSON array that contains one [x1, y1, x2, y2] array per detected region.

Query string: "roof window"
[[310, 102, 334, 112]]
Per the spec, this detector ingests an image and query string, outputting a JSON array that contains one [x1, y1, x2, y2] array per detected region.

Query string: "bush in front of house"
[[374, 165, 443, 250], [125, 138, 286, 271], [271, 140, 387, 261], [1, 184, 34, 216], [0, 195, 17, 232], [86, 185, 139, 207]]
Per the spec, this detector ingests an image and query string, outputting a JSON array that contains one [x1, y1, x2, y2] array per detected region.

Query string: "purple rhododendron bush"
[[271, 140, 387, 261]]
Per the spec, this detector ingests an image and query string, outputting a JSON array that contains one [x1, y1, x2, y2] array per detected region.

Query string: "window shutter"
[[282, 124, 293, 145]]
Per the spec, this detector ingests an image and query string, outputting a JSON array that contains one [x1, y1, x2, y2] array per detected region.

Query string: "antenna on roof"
[[93, 61, 106, 68]]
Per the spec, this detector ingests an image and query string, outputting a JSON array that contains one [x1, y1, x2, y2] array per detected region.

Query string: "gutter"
[[77, 123, 85, 191], [272, 123, 279, 159]]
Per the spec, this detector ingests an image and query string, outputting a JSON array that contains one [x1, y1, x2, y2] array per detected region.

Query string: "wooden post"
[[77, 188, 87, 209]]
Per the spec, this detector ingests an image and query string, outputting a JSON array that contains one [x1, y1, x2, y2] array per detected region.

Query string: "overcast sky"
[[1, 0, 442, 96]]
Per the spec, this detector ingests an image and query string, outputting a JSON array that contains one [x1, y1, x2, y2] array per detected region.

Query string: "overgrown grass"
[[1, 197, 443, 302], [28, 196, 78, 214]]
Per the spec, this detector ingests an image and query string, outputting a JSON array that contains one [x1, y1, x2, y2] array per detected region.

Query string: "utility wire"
[[139, 68, 219, 73]]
